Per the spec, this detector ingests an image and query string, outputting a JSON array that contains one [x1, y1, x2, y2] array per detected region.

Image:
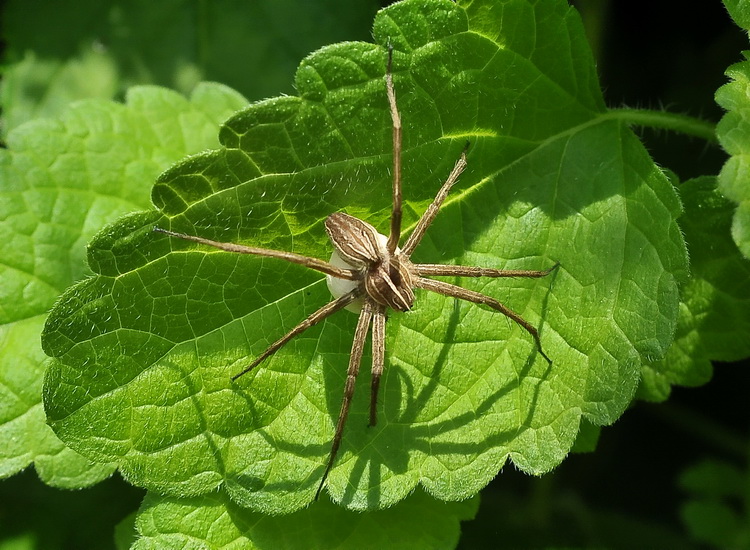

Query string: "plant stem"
[[607, 108, 718, 144]]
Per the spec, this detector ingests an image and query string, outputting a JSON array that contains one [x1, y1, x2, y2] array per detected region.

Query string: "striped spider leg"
[[154, 46, 558, 500]]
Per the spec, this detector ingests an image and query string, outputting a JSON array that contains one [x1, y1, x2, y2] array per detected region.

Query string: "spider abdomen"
[[325, 212, 384, 268]]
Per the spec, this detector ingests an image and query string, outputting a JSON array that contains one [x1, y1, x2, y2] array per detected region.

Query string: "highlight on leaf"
[[40, 0, 687, 515], [154, 46, 558, 499]]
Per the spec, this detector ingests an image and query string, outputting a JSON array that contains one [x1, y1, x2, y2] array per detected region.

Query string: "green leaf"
[[0, 316, 113, 486], [679, 459, 750, 548], [717, 0, 750, 259], [679, 459, 746, 499], [0, 470, 144, 550], [724, 0, 750, 30], [42, 0, 687, 513], [681, 501, 746, 548], [570, 419, 601, 453], [132, 489, 477, 549], [639, 176, 750, 401], [1, 0, 378, 136], [115, 511, 139, 550], [0, 48, 119, 138], [0, 83, 247, 486]]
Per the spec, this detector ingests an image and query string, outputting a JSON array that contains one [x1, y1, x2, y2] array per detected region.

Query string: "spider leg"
[[385, 45, 403, 255], [416, 261, 560, 279], [316, 298, 375, 500], [232, 289, 362, 381], [153, 227, 358, 281], [401, 147, 469, 256], [416, 277, 552, 364], [369, 304, 387, 427]]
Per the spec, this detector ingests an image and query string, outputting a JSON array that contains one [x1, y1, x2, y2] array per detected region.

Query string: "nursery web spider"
[[155, 47, 558, 499]]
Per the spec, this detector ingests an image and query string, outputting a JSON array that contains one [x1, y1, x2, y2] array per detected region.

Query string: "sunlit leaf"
[[42, 0, 687, 513]]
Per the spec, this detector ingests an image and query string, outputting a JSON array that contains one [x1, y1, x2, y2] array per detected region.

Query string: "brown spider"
[[155, 47, 558, 500]]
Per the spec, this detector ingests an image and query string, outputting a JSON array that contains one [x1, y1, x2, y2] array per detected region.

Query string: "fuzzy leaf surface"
[[0, 83, 247, 486], [43, 0, 687, 512], [132, 489, 477, 550], [639, 177, 750, 401]]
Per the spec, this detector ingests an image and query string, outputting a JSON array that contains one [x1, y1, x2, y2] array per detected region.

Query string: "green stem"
[[607, 108, 718, 144]]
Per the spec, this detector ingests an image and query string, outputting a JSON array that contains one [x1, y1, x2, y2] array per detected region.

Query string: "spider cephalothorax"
[[155, 45, 558, 499], [325, 212, 415, 312]]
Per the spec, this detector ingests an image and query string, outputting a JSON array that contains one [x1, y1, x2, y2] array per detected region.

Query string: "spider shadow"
[[148, 351, 231, 480], [223, 271, 560, 506], [331, 295, 471, 508], [224, 307, 377, 496], [224, 323, 338, 493], [337, 281, 556, 507], [227, 429, 334, 495], [286, 293, 471, 506], [398, 293, 464, 429]]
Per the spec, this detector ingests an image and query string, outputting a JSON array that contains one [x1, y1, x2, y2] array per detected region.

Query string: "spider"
[[155, 46, 558, 500]]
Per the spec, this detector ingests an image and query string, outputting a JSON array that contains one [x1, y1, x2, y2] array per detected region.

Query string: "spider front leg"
[[416, 262, 560, 279], [385, 44, 402, 254], [153, 227, 358, 281]]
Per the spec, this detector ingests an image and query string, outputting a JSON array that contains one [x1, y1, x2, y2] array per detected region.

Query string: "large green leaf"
[[42, 0, 687, 513], [0, 83, 247, 486], [132, 489, 477, 549]]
